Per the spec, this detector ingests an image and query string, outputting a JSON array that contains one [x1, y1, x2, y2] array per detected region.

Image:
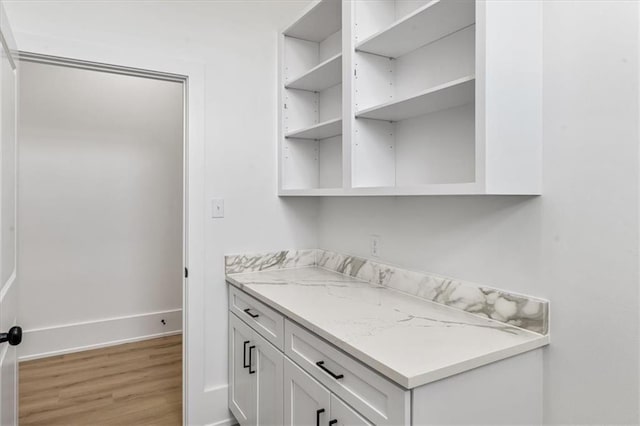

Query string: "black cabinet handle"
[[316, 408, 325, 426], [316, 361, 344, 380], [243, 340, 250, 368], [244, 308, 259, 318], [329, 420, 338, 426], [249, 345, 256, 374]]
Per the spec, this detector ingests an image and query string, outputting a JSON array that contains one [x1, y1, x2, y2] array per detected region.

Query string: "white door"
[[229, 313, 256, 425], [254, 332, 283, 426], [0, 3, 19, 426], [284, 358, 330, 426], [329, 395, 373, 426]]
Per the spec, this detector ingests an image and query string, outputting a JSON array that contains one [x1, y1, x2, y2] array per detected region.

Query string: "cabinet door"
[[229, 313, 256, 425], [284, 358, 330, 426], [255, 331, 284, 426], [329, 395, 373, 426]]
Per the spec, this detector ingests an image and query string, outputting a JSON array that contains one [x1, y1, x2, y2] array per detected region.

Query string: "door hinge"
[[184, 267, 189, 278]]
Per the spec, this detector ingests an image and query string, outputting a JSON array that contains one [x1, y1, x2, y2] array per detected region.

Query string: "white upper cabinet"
[[278, 0, 542, 196]]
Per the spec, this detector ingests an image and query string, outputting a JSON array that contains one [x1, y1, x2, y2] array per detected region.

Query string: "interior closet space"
[[18, 61, 184, 351]]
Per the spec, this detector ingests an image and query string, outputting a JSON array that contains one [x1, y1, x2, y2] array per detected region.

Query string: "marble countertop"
[[226, 266, 549, 389]]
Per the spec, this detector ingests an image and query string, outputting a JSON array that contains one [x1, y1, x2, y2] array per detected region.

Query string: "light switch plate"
[[212, 198, 224, 218]]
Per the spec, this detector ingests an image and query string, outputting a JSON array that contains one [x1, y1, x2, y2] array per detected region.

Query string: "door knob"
[[0, 326, 22, 346]]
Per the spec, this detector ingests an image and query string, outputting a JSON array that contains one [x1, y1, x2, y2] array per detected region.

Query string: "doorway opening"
[[16, 53, 187, 425]]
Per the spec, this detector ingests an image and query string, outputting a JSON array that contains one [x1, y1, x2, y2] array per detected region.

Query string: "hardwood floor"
[[19, 334, 182, 426]]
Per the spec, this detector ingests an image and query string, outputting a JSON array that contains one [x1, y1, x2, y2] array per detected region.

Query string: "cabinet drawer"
[[284, 320, 410, 426], [229, 285, 284, 350]]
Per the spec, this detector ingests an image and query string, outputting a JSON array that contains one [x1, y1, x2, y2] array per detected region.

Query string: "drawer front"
[[284, 320, 410, 426], [229, 285, 284, 350]]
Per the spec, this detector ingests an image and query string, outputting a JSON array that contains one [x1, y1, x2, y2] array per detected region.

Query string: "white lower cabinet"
[[228, 286, 544, 426], [229, 313, 256, 424], [284, 358, 372, 426], [229, 313, 284, 426]]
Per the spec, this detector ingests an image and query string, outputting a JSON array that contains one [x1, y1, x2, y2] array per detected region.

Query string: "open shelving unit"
[[278, 0, 543, 196]]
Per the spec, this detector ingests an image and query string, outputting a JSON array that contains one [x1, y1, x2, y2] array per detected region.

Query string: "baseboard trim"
[[18, 309, 182, 361]]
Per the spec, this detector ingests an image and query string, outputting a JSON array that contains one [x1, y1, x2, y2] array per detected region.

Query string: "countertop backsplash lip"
[[315, 248, 549, 303], [225, 248, 550, 336], [224, 248, 317, 274]]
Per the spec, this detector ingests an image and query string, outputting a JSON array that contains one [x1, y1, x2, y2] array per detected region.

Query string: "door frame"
[[0, 4, 19, 425], [15, 49, 206, 425]]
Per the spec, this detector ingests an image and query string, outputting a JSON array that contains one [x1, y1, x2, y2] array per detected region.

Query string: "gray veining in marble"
[[316, 250, 550, 335], [225, 249, 549, 335], [225, 267, 549, 388], [224, 249, 316, 274]]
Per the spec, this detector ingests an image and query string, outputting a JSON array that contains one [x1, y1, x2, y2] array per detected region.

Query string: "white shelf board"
[[285, 118, 342, 140], [356, 0, 476, 58], [286, 54, 342, 92], [283, 0, 341, 42], [356, 76, 475, 122]]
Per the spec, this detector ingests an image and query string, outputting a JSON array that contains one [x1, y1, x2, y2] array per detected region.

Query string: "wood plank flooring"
[[19, 334, 182, 426]]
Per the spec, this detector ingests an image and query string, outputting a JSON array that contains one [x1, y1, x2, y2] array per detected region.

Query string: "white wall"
[[3, 1, 318, 424], [317, 1, 640, 424], [18, 61, 185, 359], [6, 1, 639, 425]]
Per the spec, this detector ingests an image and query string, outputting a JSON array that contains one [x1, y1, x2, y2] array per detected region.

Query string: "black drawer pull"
[[249, 345, 256, 374], [243, 340, 250, 369], [316, 361, 344, 380], [329, 420, 337, 426], [316, 408, 325, 426], [244, 308, 259, 318]]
